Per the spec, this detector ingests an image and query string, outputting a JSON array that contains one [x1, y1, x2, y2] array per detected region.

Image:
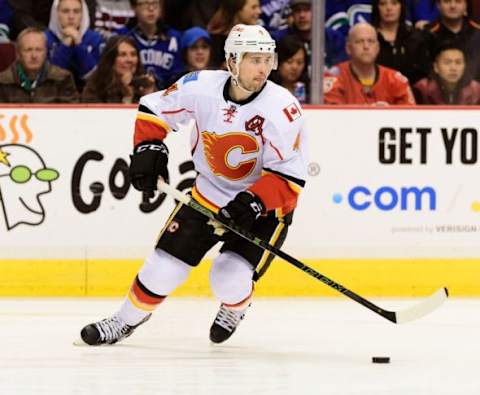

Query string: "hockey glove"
[[216, 191, 265, 231], [129, 140, 169, 195]]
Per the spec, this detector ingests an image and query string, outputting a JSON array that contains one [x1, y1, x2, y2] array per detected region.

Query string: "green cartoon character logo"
[[0, 144, 59, 230]]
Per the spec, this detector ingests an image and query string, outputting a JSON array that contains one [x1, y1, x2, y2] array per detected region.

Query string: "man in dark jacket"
[[423, 0, 480, 80], [0, 27, 78, 102], [413, 41, 480, 104], [274, 0, 347, 68]]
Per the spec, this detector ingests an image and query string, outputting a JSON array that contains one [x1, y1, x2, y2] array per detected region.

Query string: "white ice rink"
[[0, 297, 478, 395]]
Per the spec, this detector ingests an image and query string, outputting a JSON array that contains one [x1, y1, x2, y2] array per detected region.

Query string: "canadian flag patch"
[[283, 103, 301, 122]]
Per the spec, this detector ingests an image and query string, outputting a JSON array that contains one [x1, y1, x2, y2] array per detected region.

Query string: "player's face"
[[438, 0, 467, 21], [279, 48, 305, 83], [238, 53, 274, 92], [378, 0, 402, 24], [236, 0, 261, 25], [114, 42, 139, 76], [292, 4, 312, 32], [17, 32, 47, 74], [135, 0, 162, 25], [57, 0, 82, 29], [347, 27, 380, 65], [186, 39, 211, 70], [434, 49, 465, 84]]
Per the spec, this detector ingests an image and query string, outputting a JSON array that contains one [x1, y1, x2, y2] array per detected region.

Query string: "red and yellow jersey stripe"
[[134, 104, 170, 146]]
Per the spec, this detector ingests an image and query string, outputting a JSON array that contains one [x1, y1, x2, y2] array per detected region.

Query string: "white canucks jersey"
[[134, 70, 308, 216]]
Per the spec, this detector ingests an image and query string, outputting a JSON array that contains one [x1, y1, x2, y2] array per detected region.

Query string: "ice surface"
[[0, 298, 478, 395]]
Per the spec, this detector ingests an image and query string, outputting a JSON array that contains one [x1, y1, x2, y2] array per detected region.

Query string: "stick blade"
[[394, 287, 449, 324]]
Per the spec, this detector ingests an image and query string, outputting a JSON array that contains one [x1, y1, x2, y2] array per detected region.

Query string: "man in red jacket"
[[324, 22, 415, 105]]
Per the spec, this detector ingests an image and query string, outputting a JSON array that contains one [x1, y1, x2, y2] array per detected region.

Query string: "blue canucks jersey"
[[127, 26, 184, 89], [326, 0, 372, 39]]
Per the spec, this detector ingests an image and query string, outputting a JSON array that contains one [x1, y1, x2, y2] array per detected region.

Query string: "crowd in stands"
[[0, 0, 479, 105]]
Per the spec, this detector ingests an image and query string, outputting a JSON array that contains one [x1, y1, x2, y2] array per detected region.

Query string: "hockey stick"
[[157, 180, 448, 324]]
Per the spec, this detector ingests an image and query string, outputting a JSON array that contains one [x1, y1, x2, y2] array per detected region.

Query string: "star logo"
[[0, 148, 10, 167]]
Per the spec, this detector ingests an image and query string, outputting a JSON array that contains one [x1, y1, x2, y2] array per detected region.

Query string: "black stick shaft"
[[184, 196, 396, 323]]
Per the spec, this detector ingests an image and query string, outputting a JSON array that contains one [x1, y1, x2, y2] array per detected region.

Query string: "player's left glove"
[[216, 191, 265, 231]]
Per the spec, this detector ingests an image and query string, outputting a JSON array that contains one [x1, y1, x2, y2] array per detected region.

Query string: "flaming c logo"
[[202, 131, 259, 180]]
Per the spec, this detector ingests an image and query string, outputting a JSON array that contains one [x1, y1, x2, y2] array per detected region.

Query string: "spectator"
[[164, 27, 213, 86], [122, 0, 183, 89], [165, 27, 212, 85], [274, 0, 347, 69], [413, 41, 480, 104], [269, 35, 309, 103], [82, 35, 155, 103], [46, 0, 104, 88], [260, 0, 290, 34], [0, 0, 13, 41], [423, 0, 480, 81], [371, 0, 430, 84], [7, 0, 96, 39], [95, 0, 135, 39], [0, 27, 78, 102], [207, 0, 261, 68], [324, 22, 415, 105]]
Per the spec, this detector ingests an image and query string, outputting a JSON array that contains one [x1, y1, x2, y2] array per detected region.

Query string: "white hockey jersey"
[[134, 70, 308, 217]]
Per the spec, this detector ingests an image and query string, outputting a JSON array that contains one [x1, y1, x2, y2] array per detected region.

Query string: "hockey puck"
[[372, 357, 390, 364]]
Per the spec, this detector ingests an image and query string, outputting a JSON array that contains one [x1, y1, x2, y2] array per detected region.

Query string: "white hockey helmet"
[[224, 24, 277, 92]]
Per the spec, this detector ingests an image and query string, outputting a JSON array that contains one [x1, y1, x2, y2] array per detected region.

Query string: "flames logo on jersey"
[[202, 131, 258, 180]]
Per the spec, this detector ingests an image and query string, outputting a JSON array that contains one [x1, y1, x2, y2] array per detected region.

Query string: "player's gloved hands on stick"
[[129, 140, 169, 196], [216, 191, 265, 231]]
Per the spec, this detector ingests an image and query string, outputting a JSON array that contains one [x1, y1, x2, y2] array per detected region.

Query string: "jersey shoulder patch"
[[265, 83, 303, 126], [182, 71, 200, 84]]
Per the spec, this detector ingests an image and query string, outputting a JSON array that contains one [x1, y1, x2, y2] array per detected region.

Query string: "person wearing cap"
[[166, 26, 212, 86], [164, 26, 212, 86], [181, 27, 212, 71]]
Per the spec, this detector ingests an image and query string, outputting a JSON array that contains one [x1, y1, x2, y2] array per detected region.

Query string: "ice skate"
[[80, 314, 151, 345], [209, 303, 250, 344]]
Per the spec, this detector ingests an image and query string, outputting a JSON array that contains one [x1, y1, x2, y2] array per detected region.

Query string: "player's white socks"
[[209, 251, 254, 305], [117, 248, 193, 325]]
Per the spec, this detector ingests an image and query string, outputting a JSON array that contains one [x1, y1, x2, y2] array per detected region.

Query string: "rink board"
[[0, 105, 479, 296], [0, 258, 477, 297]]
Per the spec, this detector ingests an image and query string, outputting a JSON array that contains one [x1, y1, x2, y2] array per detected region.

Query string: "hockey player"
[[80, 24, 308, 346]]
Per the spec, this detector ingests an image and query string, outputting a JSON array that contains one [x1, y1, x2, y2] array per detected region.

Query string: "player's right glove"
[[216, 191, 265, 231], [129, 140, 169, 196]]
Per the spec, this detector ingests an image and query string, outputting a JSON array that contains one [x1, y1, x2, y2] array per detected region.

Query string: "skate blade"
[[73, 338, 87, 346]]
